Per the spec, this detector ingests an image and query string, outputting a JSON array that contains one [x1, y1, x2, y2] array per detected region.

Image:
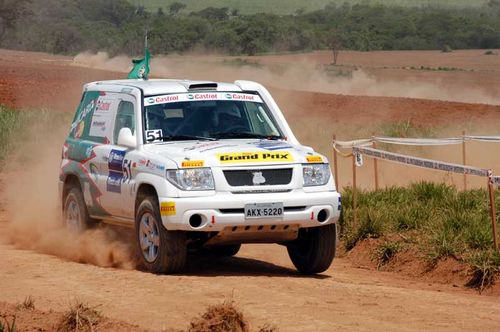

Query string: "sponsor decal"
[[251, 141, 292, 151], [71, 99, 96, 131], [74, 121, 85, 138], [107, 171, 122, 193], [181, 160, 205, 168], [89, 163, 99, 181], [217, 152, 294, 164], [145, 160, 165, 172], [106, 149, 126, 193], [144, 92, 263, 106], [306, 155, 323, 163], [96, 99, 112, 111], [160, 202, 176, 216], [108, 149, 126, 171]]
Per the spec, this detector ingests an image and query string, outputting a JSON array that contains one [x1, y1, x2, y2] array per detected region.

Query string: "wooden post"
[[488, 174, 499, 252], [462, 130, 467, 191], [352, 153, 358, 224], [373, 139, 379, 190], [333, 134, 339, 190]]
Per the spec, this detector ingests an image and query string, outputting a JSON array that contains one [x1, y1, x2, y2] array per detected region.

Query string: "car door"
[[93, 93, 138, 219]]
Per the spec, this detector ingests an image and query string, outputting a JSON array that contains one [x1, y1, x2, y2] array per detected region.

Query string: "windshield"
[[143, 92, 283, 142]]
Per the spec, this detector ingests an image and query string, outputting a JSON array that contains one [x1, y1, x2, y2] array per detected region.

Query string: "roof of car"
[[87, 79, 244, 96]]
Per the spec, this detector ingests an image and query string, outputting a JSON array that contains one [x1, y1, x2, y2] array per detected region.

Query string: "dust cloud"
[[73, 51, 500, 106], [1, 118, 136, 269]]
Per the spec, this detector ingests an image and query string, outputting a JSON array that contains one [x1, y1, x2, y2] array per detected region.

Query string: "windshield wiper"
[[211, 131, 284, 140], [151, 135, 217, 142]]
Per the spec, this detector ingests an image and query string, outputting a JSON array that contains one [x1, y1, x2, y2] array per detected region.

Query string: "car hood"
[[142, 139, 325, 168]]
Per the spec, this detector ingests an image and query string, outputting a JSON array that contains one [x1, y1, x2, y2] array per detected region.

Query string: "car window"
[[144, 96, 282, 141], [114, 101, 135, 143]]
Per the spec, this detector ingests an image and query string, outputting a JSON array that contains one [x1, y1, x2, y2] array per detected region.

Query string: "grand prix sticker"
[[144, 92, 263, 106], [217, 152, 294, 164], [160, 202, 176, 216]]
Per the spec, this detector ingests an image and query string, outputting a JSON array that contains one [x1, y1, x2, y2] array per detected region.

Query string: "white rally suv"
[[59, 79, 341, 274]]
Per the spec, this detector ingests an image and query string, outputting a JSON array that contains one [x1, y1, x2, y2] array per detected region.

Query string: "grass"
[[0, 316, 17, 332], [15, 296, 35, 311], [134, 0, 490, 15], [0, 104, 70, 169], [379, 119, 435, 138], [341, 182, 500, 289], [57, 301, 102, 332], [374, 241, 403, 267], [188, 300, 248, 332]]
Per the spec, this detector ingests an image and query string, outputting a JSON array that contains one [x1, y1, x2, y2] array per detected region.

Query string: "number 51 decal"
[[146, 129, 163, 142]]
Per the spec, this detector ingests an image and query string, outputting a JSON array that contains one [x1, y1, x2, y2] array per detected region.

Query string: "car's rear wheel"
[[63, 187, 93, 233], [135, 196, 186, 274], [206, 244, 241, 257], [286, 223, 336, 274]]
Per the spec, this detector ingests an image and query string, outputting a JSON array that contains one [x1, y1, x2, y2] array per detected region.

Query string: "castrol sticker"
[[145, 92, 263, 106]]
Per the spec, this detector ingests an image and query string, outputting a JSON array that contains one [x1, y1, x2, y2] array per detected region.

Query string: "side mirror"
[[117, 128, 136, 148]]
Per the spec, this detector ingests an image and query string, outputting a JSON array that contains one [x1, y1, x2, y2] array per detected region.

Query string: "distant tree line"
[[1, 0, 500, 56]]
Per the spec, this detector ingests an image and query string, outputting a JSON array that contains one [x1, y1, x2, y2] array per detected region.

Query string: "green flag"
[[127, 47, 151, 79]]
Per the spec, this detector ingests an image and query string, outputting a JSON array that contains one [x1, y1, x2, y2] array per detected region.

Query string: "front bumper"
[[159, 189, 341, 231]]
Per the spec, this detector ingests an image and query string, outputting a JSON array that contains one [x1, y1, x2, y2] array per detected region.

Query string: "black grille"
[[223, 168, 293, 186]]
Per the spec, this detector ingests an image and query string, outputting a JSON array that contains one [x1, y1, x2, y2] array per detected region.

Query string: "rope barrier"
[[352, 146, 490, 177]]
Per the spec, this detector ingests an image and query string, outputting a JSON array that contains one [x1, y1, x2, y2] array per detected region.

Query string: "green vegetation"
[[340, 182, 500, 289], [1, 1, 500, 56], [0, 105, 70, 168], [374, 241, 403, 267], [135, 0, 491, 15], [380, 120, 435, 138], [0, 315, 17, 332]]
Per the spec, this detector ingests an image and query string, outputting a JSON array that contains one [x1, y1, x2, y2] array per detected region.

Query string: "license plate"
[[244, 203, 284, 219]]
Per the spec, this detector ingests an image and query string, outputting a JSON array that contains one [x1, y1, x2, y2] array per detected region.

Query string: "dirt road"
[[1, 227, 500, 331], [2, 49, 500, 331]]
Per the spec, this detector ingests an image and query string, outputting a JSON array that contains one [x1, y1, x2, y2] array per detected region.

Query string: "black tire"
[[286, 223, 337, 274], [63, 186, 94, 233], [135, 197, 186, 274], [207, 244, 241, 257]]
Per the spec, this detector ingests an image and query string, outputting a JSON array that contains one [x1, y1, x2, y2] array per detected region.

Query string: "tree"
[[330, 32, 343, 65], [169, 2, 186, 16], [0, 0, 31, 41]]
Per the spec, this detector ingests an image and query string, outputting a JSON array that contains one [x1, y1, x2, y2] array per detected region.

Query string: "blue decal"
[[107, 171, 123, 193], [108, 149, 126, 171], [251, 140, 292, 151], [107, 149, 126, 192]]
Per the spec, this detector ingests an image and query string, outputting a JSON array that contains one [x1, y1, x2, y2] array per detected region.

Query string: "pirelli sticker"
[[306, 155, 323, 163], [181, 160, 205, 168], [217, 152, 294, 164], [160, 202, 176, 216]]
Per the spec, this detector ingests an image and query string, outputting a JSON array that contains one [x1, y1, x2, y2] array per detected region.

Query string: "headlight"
[[166, 168, 215, 191], [302, 164, 331, 186]]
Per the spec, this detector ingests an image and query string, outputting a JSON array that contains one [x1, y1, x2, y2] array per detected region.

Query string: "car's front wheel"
[[135, 197, 186, 274], [286, 223, 336, 274]]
